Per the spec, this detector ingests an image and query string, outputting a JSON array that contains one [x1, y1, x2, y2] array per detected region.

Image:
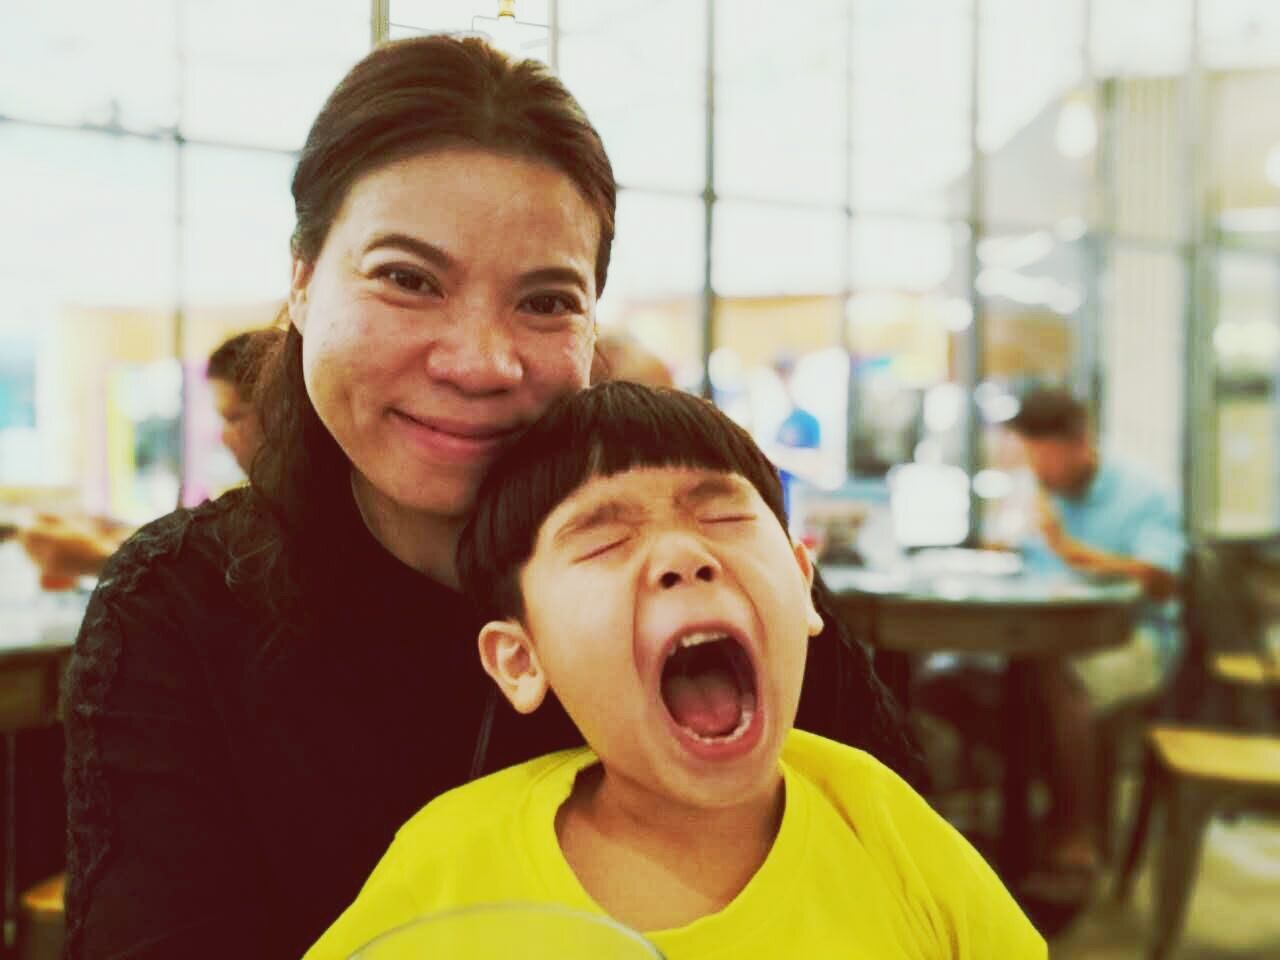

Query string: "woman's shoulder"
[[97, 487, 271, 600]]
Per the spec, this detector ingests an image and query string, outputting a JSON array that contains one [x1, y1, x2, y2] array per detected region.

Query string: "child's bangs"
[[457, 383, 786, 619]]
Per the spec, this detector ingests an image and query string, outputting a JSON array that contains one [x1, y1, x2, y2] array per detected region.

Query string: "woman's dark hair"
[[228, 35, 616, 616], [456, 381, 925, 784]]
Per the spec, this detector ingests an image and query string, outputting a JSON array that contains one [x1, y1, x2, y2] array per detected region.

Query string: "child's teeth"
[[685, 701, 755, 745], [674, 631, 727, 652]]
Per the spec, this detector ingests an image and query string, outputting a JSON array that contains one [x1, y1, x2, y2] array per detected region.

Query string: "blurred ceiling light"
[[973, 380, 1004, 405], [1266, 144, 1280, 188], [977, 230, 1053, 269], [1049, 287, 1085, 315], [912, 440, 944, 465], [1055, 216, 1087, 242], [976, 267, 1081, 314], [1055, 97, 1097, 159], [923, 382, 965, 434], [979, 393, 1021, 424], [1219, 207, 1280, 233], [708, 347, 744, 391], [941, 298, 974, 332], [973, 469, 1014, 500]]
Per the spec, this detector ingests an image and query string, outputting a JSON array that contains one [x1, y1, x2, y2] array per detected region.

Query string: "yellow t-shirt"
[[306, 730, 1045, 959]]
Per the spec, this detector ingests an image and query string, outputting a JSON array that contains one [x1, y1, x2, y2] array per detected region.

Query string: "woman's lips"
[[389, 410, 519, 462]]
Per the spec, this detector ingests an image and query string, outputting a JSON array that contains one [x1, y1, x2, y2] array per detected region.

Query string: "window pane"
[[977, 229, 1083, 387], [180, 0, 369, 150], [851, 0, 972, 218], [980, 0, 1091, 229], [0, 126, 180, 521], [1091, 0, 1191, 77], [846, 218, 970, 475], [179, 145, 296, 502], [1211, 70, 1280, 255], [599, 191, 704, 390], [389, 0, 551, 59], [0, 0, 177, 132], [714, 202, 846, 298], [1201, 0, 1280, 70], [715, 0, 848, 205], [559, 0, 706, 193], [1101, 246, 1186, 499], [1213, 252, 1280, 534]]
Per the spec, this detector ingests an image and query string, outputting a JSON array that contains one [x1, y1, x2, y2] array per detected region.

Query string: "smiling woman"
[[60, 35, 615, 960]]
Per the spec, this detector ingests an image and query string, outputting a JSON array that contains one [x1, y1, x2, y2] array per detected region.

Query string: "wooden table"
[[823, 564, 1142, 881], [0, 597, 82, 951]]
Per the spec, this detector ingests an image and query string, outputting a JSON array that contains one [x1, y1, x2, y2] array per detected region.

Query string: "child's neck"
[[555, 765, 784, 933]]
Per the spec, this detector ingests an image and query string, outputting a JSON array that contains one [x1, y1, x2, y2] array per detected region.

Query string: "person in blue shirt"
[[1008, 388, 1185, 896]]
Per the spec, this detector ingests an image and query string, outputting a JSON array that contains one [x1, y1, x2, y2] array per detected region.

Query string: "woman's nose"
[[426, 307, 523, 394], [647, 533, 722, 590]]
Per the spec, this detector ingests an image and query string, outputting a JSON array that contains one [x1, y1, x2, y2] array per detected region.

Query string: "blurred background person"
[[1009, 388, 1185, 895], [590, 328, 674, 387], [15, 328, 280, 583], [205, 327, 283, 475]]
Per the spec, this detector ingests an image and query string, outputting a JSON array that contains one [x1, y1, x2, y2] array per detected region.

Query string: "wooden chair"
[[16, 873, 63, 960], [1113, 538, 1280, 958], [1137, 727, 1280, 960]]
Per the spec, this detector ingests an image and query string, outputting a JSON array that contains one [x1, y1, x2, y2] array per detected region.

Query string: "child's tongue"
[[662, 668, 742, 738]]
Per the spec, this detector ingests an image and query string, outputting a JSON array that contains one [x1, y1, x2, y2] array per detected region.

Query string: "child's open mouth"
[[659, 630, 759, 745]]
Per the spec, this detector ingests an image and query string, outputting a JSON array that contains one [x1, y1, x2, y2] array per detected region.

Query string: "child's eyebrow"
[[677, 475, 751, 507], [551, 499, 644, 549]]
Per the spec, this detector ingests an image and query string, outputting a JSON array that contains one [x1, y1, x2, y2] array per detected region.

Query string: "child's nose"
[[648, 534, 722, 590]]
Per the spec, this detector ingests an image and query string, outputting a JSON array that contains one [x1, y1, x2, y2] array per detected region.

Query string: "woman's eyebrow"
[[518, 266, 590, 293], [551, 499, 643, 548], [361, 232, 455, 270]]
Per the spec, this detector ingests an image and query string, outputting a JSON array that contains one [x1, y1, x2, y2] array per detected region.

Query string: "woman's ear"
[[288, 258, 313, 332], [792, 540, 825, 638], [478, 620, 548, 714]]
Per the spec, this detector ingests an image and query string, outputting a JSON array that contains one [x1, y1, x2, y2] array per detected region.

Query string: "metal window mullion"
[[963, 0, 986, 543], [699, 0, 716, 399]]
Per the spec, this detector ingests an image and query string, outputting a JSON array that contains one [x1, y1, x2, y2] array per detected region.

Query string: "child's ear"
[[478, 620, 548, 714], [791, 540, 825, 638]]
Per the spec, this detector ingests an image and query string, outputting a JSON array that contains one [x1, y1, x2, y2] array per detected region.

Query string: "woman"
[[207, 326, 285, 476], [64, 35, 916, 960]]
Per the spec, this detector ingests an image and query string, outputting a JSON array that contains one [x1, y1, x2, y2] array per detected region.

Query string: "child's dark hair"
[[457, 381, 925, 785]]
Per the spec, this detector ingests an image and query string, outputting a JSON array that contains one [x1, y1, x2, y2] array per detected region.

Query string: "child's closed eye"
[[575, 536, 630, 562]]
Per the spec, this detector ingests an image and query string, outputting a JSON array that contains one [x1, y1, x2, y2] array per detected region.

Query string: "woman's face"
[[289, 148, 601, 518]]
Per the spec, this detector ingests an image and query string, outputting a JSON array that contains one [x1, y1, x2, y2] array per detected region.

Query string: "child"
[[306, 382, 1046, 958]]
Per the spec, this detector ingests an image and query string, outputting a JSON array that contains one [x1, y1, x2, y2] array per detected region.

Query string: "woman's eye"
[[523, 292, 580, 315], [375, 266, 438, 295]]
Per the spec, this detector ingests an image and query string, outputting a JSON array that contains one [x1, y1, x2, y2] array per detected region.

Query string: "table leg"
[[1000, 659, 1035, 881], [4, 731, 15, 951]]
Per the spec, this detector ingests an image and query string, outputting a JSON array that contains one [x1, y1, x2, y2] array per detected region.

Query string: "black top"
[[63, 488, 579, 959]]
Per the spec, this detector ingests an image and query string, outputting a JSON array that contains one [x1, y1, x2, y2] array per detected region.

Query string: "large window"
[[0, 1, 367, 520], [6, 0, 1280, 536]]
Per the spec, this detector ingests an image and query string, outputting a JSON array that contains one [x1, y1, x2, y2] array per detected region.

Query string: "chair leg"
[[1114, 744, 1162, 903], [1148, 778, 1214, 960], [1096, 727, 1119, 864]]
